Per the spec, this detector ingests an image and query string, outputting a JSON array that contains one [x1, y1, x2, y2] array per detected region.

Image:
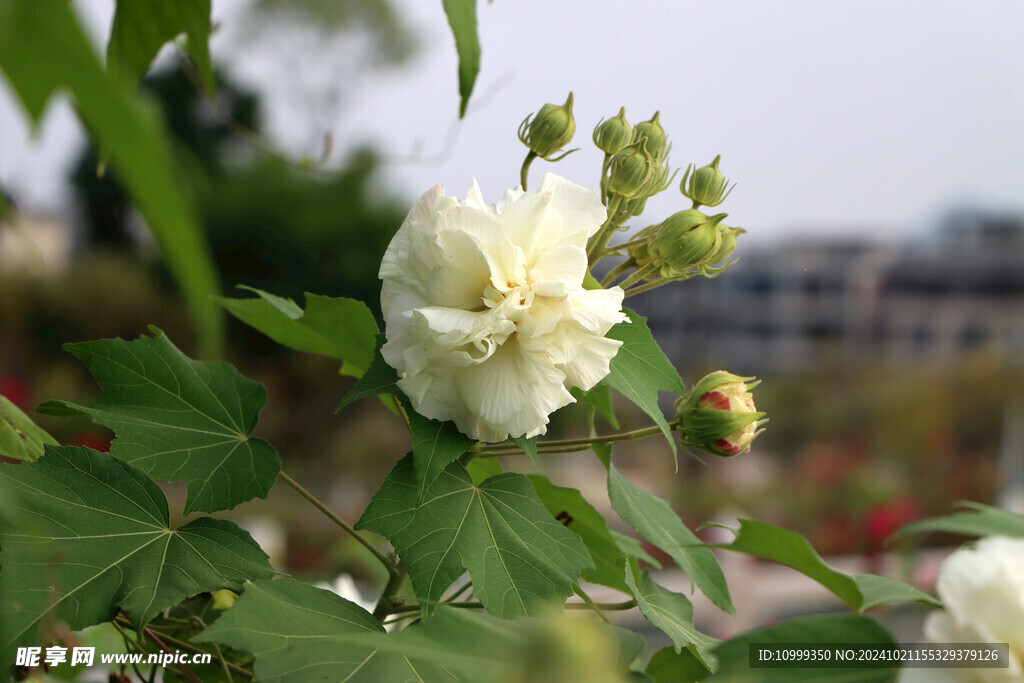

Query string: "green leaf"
[[611, 530, 662, 569], [608, 464, 733, 615], [108, 0, 215, 93], [337, 605, 646, 682], [357, 455, 592, 617], [219, 288, 378, 377], [408, 410, 475, 499], [897, 501, 1024, 539], [195, 578, 455, 682], [626, 560, 720, 670], [441, 0, 480, 117], [715, 519, 939, 611], [37, 330, 280, 514], [577, 382, 619, 429], [336, 336, 399, 411], [646, 646, 712, 683], [465, 456, 503, 485], [0, 446, 275, 666], [603, 309, 685, 462], [529, 474, 631, 592], [511, 434, 538, 465], [0, 0, 222, 357], [705, 614, 898, 683], [0, 395, 58, 462]]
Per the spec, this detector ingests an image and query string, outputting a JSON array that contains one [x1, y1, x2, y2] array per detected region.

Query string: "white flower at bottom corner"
[[902, 535, 1024, 683], [379, 173, 627, 443]]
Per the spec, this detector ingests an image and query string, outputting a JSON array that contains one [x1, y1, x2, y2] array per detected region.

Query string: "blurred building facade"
[[634, 207, 1024, 373]]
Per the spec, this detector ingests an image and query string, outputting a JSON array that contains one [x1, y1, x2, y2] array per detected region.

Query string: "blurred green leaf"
[[442, 0, 480, 117], [608, 464, 733, 615], [108, 0, 215, 93], [715, 519, 939, 611], [219, 287, 378, 377], [357, 455, 592, 617], [0, 0, 223, 356], [0, 446, 275, 667], [530, 473, 631, 592], [646, 646, 712, 683], [577, 382, 619, 429], [897, 501, 1024, 539], [37, 329, 280, 514], [196, 578, 455, 681], [339, 606, 646, 682], [704, 614, 898, 683], [0, 395, 57, 462], [602, 309, 685, 462]]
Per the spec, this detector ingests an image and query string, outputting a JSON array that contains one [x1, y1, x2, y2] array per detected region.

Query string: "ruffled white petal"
[[379, 174, 625, 442]]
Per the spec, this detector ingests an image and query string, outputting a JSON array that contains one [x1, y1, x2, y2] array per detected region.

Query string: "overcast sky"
[[2, 0, 1022, 245]]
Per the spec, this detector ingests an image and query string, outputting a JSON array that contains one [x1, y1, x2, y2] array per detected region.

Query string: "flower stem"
[[520, 151, 538, 191], [624, 277, 673, 298], [587, 195, 624, 265], [604, 236, 649, 254], [479, 425, 661, 457], [617, 261, 661, 289], [600, 259, 634, 287], [277, 470, 395, 572], [572, 583, 610, 624], [144, 626, 203, 683], [372, 562, 408, 622]]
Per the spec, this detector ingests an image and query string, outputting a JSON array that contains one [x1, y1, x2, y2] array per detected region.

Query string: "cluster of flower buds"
[[518, 92, 577, 160], [597, 111, 674, 207], [630, 209, 745, 281], [672, 371, 766, 457], [680, 155, 735, 208]]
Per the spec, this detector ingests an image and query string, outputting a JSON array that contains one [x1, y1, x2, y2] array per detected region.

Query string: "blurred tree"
[[69, 63, 405, 316]]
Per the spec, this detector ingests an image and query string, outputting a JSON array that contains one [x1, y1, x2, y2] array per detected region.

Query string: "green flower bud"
[[648, 209, 727, 277], [518, 92, 577, 159], [607, 141, 657, 199], [592, 107, 633, 155], [673, 371, 766, 457], [680, 155, 735, 208], [632, 111, 667, 159], [698, 223, 746, 277]]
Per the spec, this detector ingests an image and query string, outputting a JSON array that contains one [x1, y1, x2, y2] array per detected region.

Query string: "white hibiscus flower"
[[902, 535, 1024, 682], [379, 173, 627, 442]]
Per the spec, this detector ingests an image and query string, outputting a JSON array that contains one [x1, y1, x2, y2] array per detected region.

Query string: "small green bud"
[[518, 92, 576, 159], [698, 223, 746, 276], [673, 371, 766, 457], [632, 111, 667, 159], [680, 155, 735, 208], [592, 107, 633, 155], [648, 209, 727, 277], [606, 141, 656, 199]]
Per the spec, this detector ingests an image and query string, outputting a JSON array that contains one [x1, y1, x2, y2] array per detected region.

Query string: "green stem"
[[624, 277, 673, 298], [572, 584, 610, 624], [600, 259, 635, 287], [144, 626, 203, 683], [604, 236, 649, 254], [445, 577, 474, 602], [372, 562, 408, 622], [587, 195, 624, 265], [520, 151, 538, 190], [566, 598, 636, 611], [617, 261, 661, 289], [277, 470, 395, 572], [479, 425, 661, 457]]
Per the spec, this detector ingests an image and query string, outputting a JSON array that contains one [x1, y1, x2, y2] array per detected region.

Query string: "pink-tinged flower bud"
[[673, 371, 766, 457]]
